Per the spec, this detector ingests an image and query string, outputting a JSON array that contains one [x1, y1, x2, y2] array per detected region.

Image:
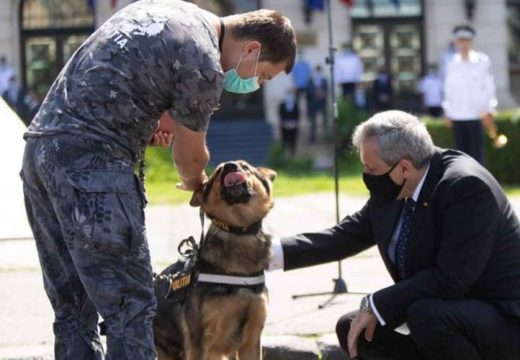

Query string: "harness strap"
[[197, 273, 265, 286], [199, 208, 206, 244]]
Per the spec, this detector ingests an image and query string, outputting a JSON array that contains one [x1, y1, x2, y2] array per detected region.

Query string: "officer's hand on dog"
[[176, 173, 208, 192], [150, 130, 174, 147]]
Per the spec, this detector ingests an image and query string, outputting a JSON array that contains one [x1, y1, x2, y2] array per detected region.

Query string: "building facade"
[[0, 0, 517, 128]]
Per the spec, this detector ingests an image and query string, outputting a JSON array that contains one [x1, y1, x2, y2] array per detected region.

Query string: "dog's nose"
[[223, 162, 238, 172]]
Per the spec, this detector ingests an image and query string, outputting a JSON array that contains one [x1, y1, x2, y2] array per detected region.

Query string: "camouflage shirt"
[[25, 0, 223, 161]]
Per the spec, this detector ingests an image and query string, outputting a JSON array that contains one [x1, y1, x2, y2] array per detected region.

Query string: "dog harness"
[[155, 209, 266, 302]]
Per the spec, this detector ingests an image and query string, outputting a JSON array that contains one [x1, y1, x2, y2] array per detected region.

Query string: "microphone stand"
[[291, 0, 366, 309]]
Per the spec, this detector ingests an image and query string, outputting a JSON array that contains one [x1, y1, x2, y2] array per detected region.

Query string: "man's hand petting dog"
[[176, 173, 208, 192]]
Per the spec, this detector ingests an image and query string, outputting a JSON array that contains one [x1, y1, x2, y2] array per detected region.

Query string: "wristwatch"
[[359, 295, 374, 314]]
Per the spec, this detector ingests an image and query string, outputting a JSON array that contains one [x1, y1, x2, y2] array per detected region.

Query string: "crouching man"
[[272, 110, 520, 360]]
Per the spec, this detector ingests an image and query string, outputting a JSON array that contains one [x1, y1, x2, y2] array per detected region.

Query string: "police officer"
[[443, 25, 497, 165], [20, 0, 296, 358]]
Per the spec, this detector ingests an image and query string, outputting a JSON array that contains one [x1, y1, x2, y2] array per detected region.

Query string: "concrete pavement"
[[2, 192, 520, 359], [0, 193, 384, 359]]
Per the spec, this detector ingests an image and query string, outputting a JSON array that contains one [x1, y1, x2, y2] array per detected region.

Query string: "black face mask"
[[362, 162, 405, 200]]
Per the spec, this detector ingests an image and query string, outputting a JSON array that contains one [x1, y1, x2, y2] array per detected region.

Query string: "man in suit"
[[307, 64, 328, 143], [271, 110, 520, 359], [373, 65, 393, 110]]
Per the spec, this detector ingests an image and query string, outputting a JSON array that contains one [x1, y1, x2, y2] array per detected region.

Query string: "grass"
[[503, 184, 520, 196], [145, 171, 369, 204], [144, 145, 369, 204], [144, 145, 520, 205]]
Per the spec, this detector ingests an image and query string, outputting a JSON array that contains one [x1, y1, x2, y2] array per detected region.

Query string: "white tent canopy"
[[0, 98, 32, 239]]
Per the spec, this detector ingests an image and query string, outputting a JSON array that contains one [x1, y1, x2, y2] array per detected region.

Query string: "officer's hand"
[[444, 118, 453, 130], [150, 130, 174, 147], [347, 311, 377, 359], [480, 112, 495, 132], [176, 172, 208, 191]]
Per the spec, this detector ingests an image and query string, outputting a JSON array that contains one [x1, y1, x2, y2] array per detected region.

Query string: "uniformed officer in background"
[[443, 24, 497, 165], [20, 0, 296, 358]]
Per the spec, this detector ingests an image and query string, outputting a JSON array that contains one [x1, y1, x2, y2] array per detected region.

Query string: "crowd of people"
[[282, 25, 496, 166]]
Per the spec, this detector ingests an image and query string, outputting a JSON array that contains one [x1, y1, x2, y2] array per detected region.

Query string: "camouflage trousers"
[[21, 136, 157, 360]]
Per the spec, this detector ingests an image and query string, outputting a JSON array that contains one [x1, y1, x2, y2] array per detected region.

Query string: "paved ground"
[[0, 193, 387, 359], [3, 192, 520, 359]]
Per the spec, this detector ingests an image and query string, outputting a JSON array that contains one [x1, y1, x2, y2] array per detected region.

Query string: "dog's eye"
[[242, 165, 250, 171]]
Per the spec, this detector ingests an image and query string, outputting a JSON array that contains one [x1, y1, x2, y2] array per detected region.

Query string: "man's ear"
[[258, 167, 277, 182], [400, 158, 415, 176], [244, 40, 261, 55]]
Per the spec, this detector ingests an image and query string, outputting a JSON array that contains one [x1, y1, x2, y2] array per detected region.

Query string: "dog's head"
[[190, 160, 276, 228]]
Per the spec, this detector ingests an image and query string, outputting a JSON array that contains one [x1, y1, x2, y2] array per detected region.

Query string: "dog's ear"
[[258, 167, 277, 182], [190, 189, 203, 207]]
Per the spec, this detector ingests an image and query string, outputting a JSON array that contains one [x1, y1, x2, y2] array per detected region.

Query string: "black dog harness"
[[155, 209, 266, 303]]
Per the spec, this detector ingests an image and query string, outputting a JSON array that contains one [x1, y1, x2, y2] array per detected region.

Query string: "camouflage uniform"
[[21, 0, 222, 358]]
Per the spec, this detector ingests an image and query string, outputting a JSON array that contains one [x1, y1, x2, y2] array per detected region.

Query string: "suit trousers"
[[336, 298, 520, 360], [452, 120, 484, 164]]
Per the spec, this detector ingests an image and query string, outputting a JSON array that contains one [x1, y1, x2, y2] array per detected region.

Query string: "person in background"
[[279, 89, 300, 156], [0, 56, 15, 94], [373, 65, 393, 110], [417, 63, 443, 118], [335, 42, 364, 102], [2, 74, 26, 120], [23, 88, 41, 126], [439, 41, 456, 82], [443, 24, 497, 165], [306, 64, 328, 143], [291, 50, 312, 104]]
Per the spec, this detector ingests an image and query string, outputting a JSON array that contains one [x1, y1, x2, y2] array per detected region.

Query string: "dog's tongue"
[[224, 172, 246, 187]]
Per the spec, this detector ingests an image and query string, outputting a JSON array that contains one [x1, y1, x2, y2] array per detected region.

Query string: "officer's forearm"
[[173, 150, 209, 190]]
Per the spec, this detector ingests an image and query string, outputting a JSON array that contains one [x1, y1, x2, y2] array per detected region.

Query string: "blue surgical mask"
[[223, 48, 260, 94]]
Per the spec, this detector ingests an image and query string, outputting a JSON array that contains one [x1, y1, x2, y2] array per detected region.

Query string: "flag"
[[390, 0, 400, 8], [87, 0, 95, 13], [340, 0, 355, 7], [306, 0, 325, 11]]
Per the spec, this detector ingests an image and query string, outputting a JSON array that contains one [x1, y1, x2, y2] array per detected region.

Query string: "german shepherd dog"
[[153, 160, 276, 360]]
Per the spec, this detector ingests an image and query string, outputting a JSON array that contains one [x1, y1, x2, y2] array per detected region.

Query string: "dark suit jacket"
[[281, 148, 520, 328]]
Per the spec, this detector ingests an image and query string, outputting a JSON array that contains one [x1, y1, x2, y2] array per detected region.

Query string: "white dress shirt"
[[418, 74, 443, 107], [334, 51, 364, 85], [442, 50, 497, 121]]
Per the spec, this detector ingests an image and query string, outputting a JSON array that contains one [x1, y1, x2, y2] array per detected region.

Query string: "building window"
[[351, 0, 422, 19], [22, 0, 95, 29], [20, 0, 95, 97]]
